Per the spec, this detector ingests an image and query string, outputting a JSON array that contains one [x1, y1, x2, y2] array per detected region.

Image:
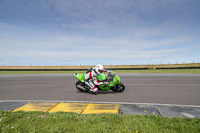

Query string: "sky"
[[0, 0, 200, 66]]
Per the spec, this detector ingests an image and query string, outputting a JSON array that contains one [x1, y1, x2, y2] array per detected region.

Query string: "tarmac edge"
[[0, 100, 200, 118]]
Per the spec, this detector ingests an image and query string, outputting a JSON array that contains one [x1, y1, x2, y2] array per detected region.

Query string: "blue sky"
[[0, 0, 200, 66]]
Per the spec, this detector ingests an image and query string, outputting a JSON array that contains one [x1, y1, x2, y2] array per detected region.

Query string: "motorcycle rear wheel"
[[75, 81, 89, 92]]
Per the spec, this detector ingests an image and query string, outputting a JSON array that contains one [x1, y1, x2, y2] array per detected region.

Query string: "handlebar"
[[106, 72, 115, 82]]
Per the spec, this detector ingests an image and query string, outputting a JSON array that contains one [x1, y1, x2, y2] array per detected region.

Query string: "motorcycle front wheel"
[[75, 81, 89, 92], [114, 82, 125, 92]]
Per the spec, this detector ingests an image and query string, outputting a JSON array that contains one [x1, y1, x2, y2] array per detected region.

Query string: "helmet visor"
[[98, 69, 103, 73]]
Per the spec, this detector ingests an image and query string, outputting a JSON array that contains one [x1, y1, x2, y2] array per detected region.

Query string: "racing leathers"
[[84, 67, 108, 92]]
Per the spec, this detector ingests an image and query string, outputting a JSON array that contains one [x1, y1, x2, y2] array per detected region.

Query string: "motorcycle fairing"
[[74, 73, 85, 82]]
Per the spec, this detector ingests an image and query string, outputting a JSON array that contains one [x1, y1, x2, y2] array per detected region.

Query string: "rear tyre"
[[75, 81, 89, 92], [114, 82, 125, 92]]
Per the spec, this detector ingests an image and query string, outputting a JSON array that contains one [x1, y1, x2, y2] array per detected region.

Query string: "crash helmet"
[[95, 64, 104, 74]]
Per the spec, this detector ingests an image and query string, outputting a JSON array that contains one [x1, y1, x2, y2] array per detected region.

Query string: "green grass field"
[[0, 71, 85, 75], [0, 69, 200, 75], [0, 111, 199, 133], [114, 69, 200, 73]]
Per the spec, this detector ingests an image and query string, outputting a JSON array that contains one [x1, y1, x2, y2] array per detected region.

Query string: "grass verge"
[[0, 71, 85, 75], [0, 111, 199, 133], [114, 69, 200, 73], [0, 69, 200, 75]]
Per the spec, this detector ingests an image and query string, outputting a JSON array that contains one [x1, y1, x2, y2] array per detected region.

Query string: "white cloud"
[[0, 0, 199, 65], [0, 30, 190, 63], [186, 60, 190, 64]]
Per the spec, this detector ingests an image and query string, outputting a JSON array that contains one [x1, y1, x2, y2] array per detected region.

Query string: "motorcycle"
[[74, 70, 125, 93]]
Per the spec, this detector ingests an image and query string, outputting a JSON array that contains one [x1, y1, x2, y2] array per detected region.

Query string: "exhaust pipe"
[[77, 85, 85, 90]]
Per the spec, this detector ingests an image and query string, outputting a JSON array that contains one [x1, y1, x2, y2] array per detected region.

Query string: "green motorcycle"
[[74, 71, 125, 93]]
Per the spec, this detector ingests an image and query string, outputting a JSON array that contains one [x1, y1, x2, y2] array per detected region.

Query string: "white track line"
[[181, 112, 195, 118]]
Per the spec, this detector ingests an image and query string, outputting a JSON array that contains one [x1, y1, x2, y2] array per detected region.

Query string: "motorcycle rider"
[[84, 64, 109, 92]]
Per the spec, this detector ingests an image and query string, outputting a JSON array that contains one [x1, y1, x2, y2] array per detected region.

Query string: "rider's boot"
[[89, 87, 98, 94]]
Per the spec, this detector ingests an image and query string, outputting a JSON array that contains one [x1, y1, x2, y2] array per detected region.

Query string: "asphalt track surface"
[[0, 73, 200, 106]]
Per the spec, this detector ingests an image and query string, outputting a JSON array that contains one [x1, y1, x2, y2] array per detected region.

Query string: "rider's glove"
[[103, 82, 109, 85], [107, 70, 112, 73]]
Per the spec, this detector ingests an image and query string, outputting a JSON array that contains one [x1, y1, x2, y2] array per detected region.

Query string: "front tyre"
[[115, 82, 125, 92], [75, 81, 89, 92]]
